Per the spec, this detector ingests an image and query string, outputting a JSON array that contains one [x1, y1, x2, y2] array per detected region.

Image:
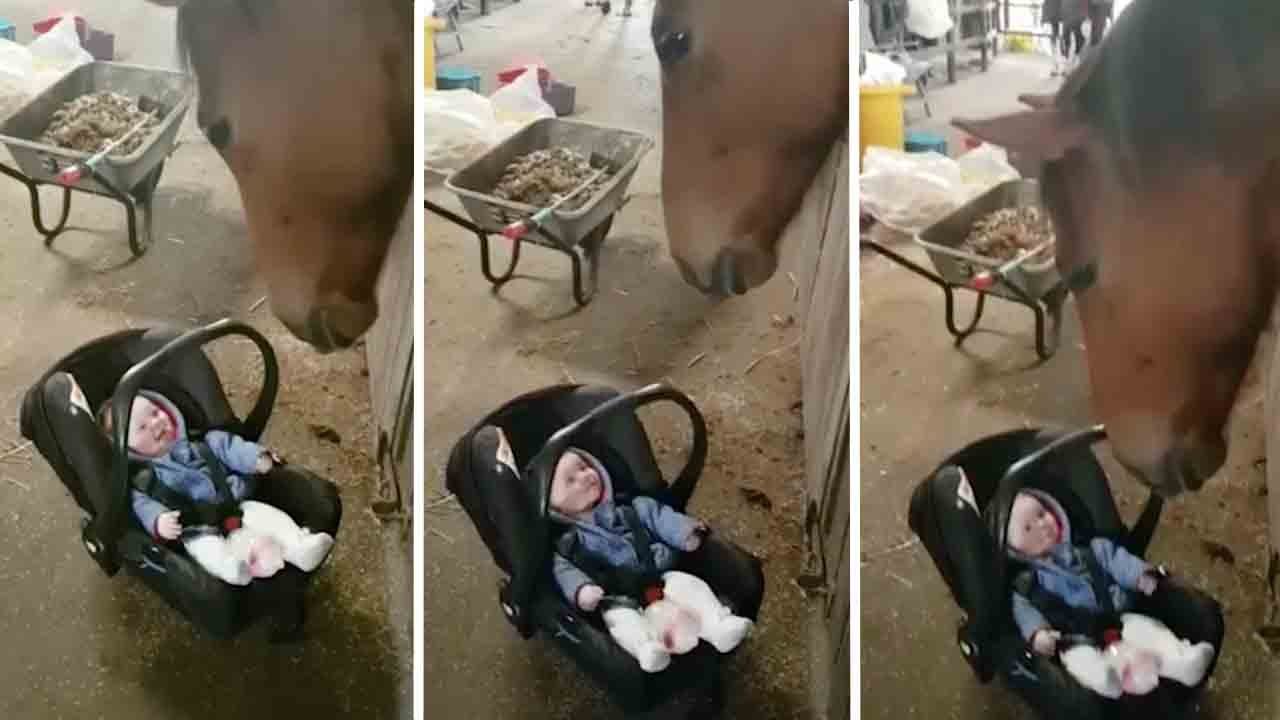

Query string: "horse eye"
[[204, 117, 232, 149], [655, 30, 691, 65]]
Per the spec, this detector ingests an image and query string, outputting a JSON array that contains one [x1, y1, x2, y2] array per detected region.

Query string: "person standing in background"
[[1088, 0, 1114, 46], [1059, 0, 1088, 73], [1041, 0, 1064, 76]]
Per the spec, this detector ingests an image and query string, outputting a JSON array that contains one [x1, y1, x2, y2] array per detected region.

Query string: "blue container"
[[905, 130, 947, 155], [436, 65, 482, 93], [0, 20, 15, 42]]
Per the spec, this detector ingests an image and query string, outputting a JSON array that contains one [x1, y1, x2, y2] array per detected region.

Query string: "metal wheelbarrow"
[[861, 179, 1070, 361], [426, 117, 653, 307], [0, 61, 193, 258]]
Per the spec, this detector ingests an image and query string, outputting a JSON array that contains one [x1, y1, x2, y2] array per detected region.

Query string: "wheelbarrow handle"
[[969, 239, 1055, 290]]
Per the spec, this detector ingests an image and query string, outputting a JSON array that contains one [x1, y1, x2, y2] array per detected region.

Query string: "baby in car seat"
[[1006, 487, 1216, 698], [494, 429, 753, 672], [98, 391, 335, 586]]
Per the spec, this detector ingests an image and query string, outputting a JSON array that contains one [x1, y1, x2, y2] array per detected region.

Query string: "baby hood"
[[1005, 488, 1073, 565], [124, 390, 188, 463], [547, 446, 615, 527]]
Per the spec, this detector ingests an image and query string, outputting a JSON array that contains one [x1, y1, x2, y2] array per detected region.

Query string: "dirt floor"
[[0, 4, 412, 718], [425, 1, 821, 717], [861, 52, 1275, 718]]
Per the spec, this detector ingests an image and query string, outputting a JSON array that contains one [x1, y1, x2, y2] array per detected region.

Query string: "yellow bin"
[[425, 17, 446, 90], [858, 84, 915, 168]]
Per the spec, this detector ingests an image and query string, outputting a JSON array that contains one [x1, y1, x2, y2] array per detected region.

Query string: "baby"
[[99, 391, 334, 586], [1006, 487, 1216, 698], [532, 440, 753, 673]]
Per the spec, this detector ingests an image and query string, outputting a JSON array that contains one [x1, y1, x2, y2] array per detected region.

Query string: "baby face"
[[1008, 493, 1062, 557], [127, 396, 178, 457], [550, 450, 602, 516]]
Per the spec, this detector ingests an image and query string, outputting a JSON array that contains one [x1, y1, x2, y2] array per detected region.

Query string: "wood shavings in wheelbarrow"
[[491, 147, 614, 211], [40, 91, 159, 156], [961, 206, 1056, 263]]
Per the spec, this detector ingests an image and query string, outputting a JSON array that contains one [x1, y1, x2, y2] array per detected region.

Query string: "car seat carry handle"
[[987, 424, 1165, 589], [507, 383, 707, 631], [97, 319, 279, 559], [987, 425, 1109, 561]]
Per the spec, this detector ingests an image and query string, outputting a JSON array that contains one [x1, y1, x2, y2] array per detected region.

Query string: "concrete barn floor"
[[860, 52, 1276, 719], [0, 4, 412, 718], [426, 1, 823, 717]]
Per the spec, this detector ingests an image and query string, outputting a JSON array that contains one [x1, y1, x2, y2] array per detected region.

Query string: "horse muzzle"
[[283, 299, 378, 353], [1133, 439, 1228, 497], [674, 248, 775, 298]]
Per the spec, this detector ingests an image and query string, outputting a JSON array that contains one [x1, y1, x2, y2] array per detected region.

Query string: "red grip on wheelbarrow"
[[57, 165, 85, 186], [970, 272, 996, 291], [502, 220, 530, 241]]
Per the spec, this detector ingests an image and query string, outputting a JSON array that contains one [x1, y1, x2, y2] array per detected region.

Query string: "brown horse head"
[[652, 0, 848, 296], [954, 0, 1280, 496], [150, 0, 412, 352]]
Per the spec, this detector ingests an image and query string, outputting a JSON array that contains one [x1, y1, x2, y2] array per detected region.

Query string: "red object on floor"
[[33, 14, 89, 44], [497, 62, 552, 93]]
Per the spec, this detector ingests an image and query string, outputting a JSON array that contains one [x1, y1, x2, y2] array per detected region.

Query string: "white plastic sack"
[[859, 144, 1020, 234], [860, 51, 907, 87], [29, 15, 93, 70], [0, 15, 92, 122], [955, 143, 1020, 199], [905, 0, 954, 40], [859, 147, 964, 234], [423, 88, 501, 175], [489, 65, 555, 138]]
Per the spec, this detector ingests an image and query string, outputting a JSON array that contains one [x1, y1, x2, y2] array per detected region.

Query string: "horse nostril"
[[673, 256, 725, 297], [712, 251, 747, 296], [306, 302, 377, 353]]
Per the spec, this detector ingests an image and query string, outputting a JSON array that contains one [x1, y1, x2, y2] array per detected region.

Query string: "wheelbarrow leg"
[[478, 232, 521, 286], [943, 285, 986, 344], [863, 238, 987, 345], [31, 185, 73, 244], [89, 164, 153, 258], [571, 217, 610, 307], [0, 162, 73, 244], [572, 244, 600, 307], [1032, 284, 1068, 361], [561, 242, 597, 307]]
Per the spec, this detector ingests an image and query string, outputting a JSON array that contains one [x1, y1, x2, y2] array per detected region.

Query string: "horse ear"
[[952, 108, 1090, 163]]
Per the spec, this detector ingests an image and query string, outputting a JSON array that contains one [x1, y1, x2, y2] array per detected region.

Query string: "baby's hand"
[[1137, 572, 1159, 596], [577, 584, 605, 612], [155, 510, 182, 541], [685, 521, 709, 552], [1031, 628, 1061, 656], [255, 451, 274, 475]]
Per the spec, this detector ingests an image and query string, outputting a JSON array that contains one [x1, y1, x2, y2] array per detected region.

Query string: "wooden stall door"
[[365, 211, 415, 520], [791, 134, 851, 720]]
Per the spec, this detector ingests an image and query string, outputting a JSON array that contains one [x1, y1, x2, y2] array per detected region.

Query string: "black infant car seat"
[[908, 426, 1225, 719], [19, 318, 342, 641], [446, 383, 766, 718]]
